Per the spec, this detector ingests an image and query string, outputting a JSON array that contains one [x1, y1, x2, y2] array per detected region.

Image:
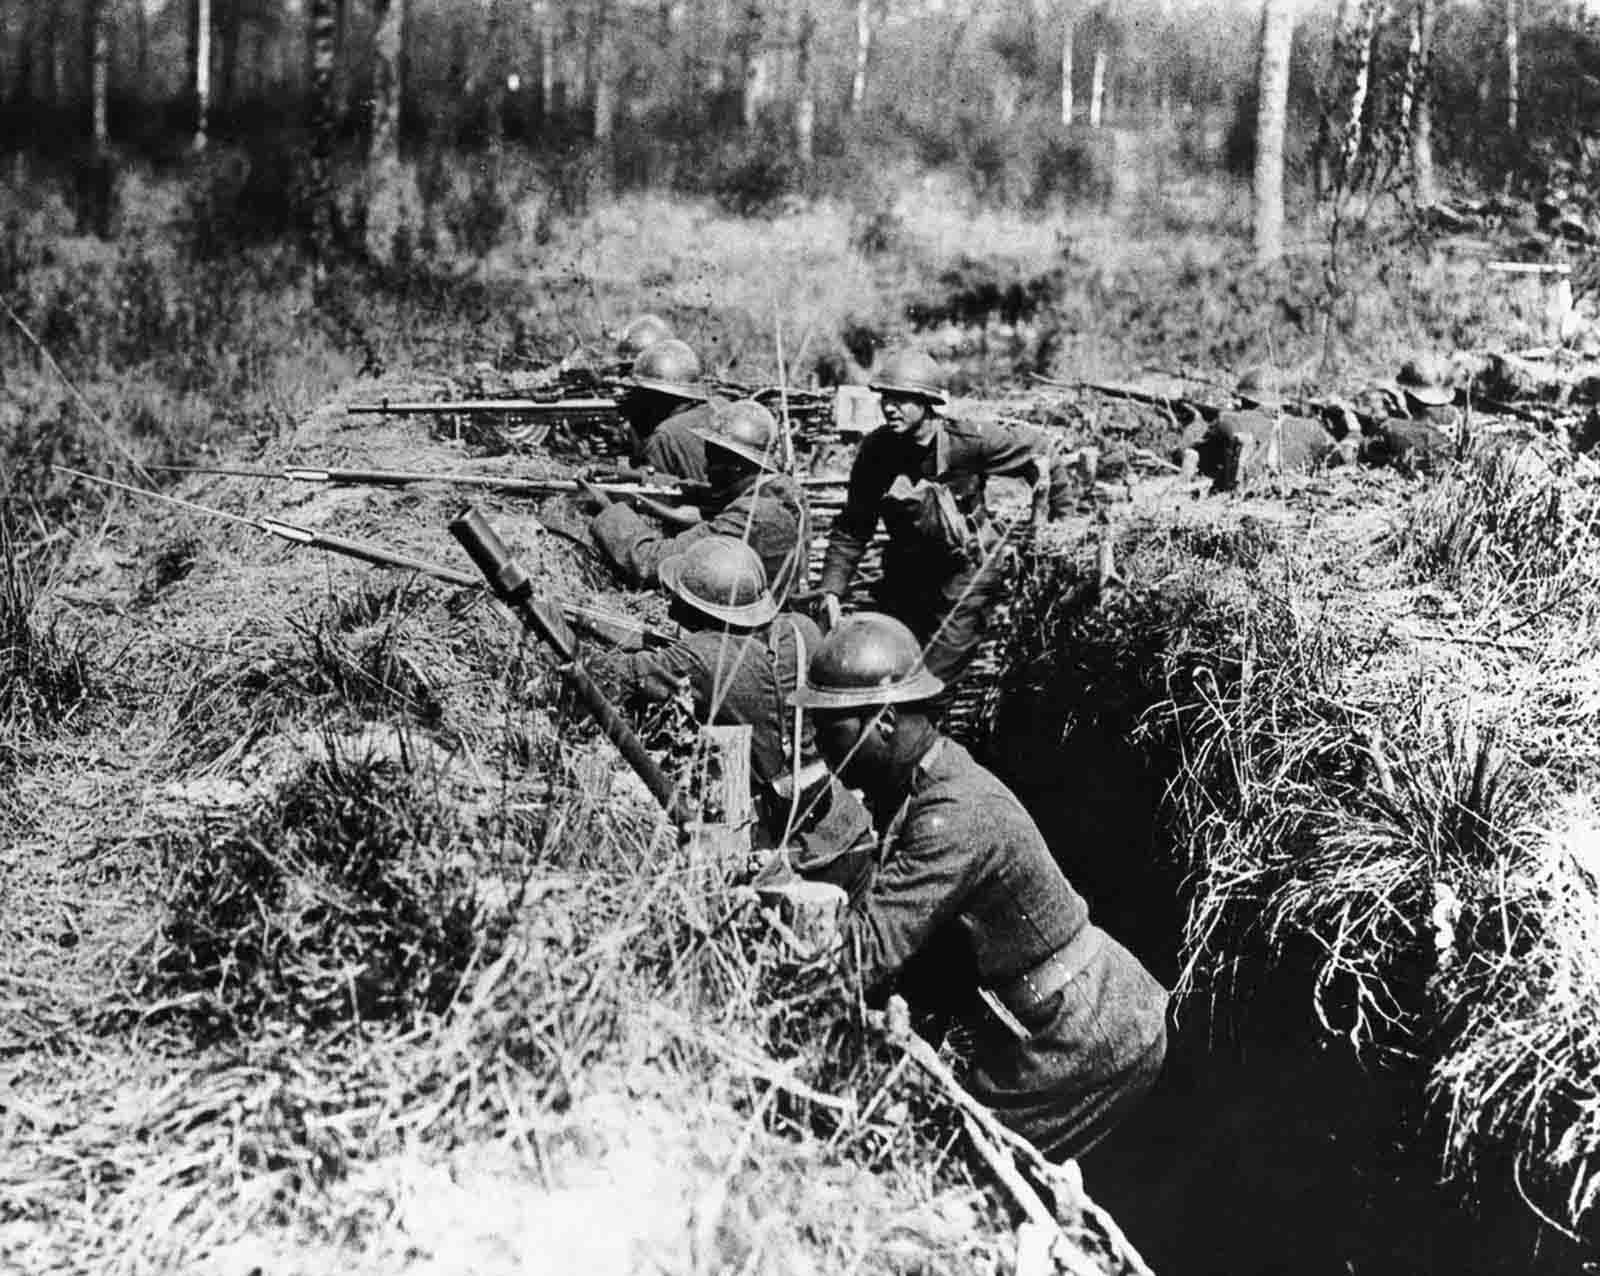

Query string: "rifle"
[[54, 466, 677, 651], [451, 506, 687, 823], [1035, 374, 1221, 425], [147, 462, 848, 505], [346, 397, 618, 417]]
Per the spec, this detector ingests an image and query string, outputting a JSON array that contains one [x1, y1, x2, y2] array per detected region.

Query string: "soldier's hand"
[[573, 477, 613, 514]]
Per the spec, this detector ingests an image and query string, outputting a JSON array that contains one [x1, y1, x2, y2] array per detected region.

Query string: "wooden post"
[[684, 724, 754, 886]]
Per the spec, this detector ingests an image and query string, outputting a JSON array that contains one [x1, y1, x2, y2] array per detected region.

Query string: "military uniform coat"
[[817, 418, 1073, 686], [635, 398, 723, 485], [591, 472, 811, 605], [845, 737, 1169, 1159], [594, 619, 873, 894], [1197, 410, 1337, 489]]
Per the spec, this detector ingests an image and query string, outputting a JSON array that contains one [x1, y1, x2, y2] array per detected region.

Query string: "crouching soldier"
[[810, 348, 1073, 693], [580, 399, 810, 607], [792, 613, 1169, 1159], [591, 536, 873, 895], [615, 338, 725, 485]]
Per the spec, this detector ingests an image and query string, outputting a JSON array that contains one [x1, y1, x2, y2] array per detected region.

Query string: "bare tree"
[[1338, 0, 1381, 190], [1505, 0, 1519, 134], [850, 0, 872, 113], [193, 0, 212, 151], [370, 0, 402, 162], [795, 2, 816, 164], [1061, 13, 1074, 125], [1411, 0, 1436, 203], [307, 0, 337, 259], [1254, 0, 1297, 261], [89, 0, 109, 152], [538, 0, 557, 118], [1088, 43, 1107, 127]]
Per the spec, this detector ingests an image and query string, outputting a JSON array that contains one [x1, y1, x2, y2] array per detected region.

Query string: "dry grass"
[[1003, 444, 1600, 1239]]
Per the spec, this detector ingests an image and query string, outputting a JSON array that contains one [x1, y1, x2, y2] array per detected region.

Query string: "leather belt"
[[990, 924, 1106, 1021]]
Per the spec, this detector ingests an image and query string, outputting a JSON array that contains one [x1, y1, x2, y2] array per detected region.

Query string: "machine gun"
[[55, 467, 677, 651], [346, 396, 618, 419]]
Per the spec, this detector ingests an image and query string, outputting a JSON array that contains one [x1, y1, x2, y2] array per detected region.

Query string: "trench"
[[964, 564, 1594, 1276]]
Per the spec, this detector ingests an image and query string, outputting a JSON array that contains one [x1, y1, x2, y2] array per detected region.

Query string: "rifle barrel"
[[346, 398, 616, 416]]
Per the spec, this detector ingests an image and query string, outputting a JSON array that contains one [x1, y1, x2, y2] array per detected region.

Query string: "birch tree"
[[850, 0, 872, 113], [795, 2, 816, 164], [89, 0, 109, 152], [1411, 0, 1436, 203], [1061, 16, 1074, 125], [193, 0, 212, 151], [1254, 0, 1297, 261], [1506, 0, 1519, 135]]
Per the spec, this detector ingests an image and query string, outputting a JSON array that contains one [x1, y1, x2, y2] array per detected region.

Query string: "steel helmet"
[[869, 349, 949, 406], [627, 338, 708, 401], [789, 612, 944, 710], [695, 400, 784, 473], [1396, 355, 1454, 407], [616, 313, 673, 360], [1236, 366, 1286, 412], [658, 535, 778, 627]]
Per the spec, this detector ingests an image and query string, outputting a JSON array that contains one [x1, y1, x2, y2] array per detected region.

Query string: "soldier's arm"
[[588, 641, 704, 709], [839, 792, 985, 999], [817, 439, 887, 597], [591, 502, 707, 587], [972, 421, 1073, 519]]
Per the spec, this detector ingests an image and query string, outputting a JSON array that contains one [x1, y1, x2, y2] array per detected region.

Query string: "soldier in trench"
[[1185, 368, 1342, 491], [576, 399, 811, 609], [1356, 355, 1460, 476], [788, 612, 1170, 1159], [589, 535, 874, 897], [805, 348, 1074, 697], [611, 337, 726, 485]]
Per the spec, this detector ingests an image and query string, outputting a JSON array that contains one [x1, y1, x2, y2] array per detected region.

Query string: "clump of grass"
[[0, 515, 97, 736], [1406, 443, 1600, 617], [146, 740, 505, 1041]]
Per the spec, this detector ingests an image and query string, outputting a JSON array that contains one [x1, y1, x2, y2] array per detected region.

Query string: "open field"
[[5, 157, 1600, 1275]]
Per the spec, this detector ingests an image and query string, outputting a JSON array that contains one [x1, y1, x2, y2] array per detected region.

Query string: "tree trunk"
[[1338, 0, 1380, 190], [850, 0, 871, 114], [740, 1, 768, 130], [1412, 0, 1436, 203], [89, 0, 109, 151], [307, 0, 337, 259], [193, 0, 211, 151], [592, 5, 615, 145], [1088, 45, 1107, 128], [539, 0, 556, 119], [47, 8, 63, 108], [795, 3, 815, 164], [370, 0, 402, 161], [1060, 19, 1073, 125], [1505, 0, 1519, 134], [1254, 0, 1297, 262], [134, 0, 150, 103]]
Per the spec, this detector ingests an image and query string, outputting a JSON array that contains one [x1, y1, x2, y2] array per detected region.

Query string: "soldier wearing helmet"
[[1354, 355, 1458, 476], [810, 348, 1073, 690], [616, 338, 727, 485], [790, 612, 1169, 1160], [589, 536, 873, 894], [580, 398, 811, 607]]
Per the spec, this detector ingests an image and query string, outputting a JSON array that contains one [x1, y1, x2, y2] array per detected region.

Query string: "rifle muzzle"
[[450, 506, 533, 603]]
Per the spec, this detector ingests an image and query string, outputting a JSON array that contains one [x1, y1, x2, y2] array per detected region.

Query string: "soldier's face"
[[812, 707, 892, 786], [880, 393, 934, 443]]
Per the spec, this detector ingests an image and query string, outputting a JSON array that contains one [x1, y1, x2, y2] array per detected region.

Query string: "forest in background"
[[6, 0, 1600, 255]]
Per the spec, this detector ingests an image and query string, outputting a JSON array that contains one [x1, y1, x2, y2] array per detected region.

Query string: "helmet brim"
[[789, 668, 946, 710], [868, 379, 949, 408], [692, 427, 783, 473], [626, 377, 710, 402], [1400, 384, 1453, 407], [660, 553, 779, 627]]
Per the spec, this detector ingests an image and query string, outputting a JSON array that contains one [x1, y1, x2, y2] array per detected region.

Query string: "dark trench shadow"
[[981, 704, 1595, 1276]]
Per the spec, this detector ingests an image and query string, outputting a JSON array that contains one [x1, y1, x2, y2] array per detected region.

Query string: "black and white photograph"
[[3, 0, 1600, 1272]]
